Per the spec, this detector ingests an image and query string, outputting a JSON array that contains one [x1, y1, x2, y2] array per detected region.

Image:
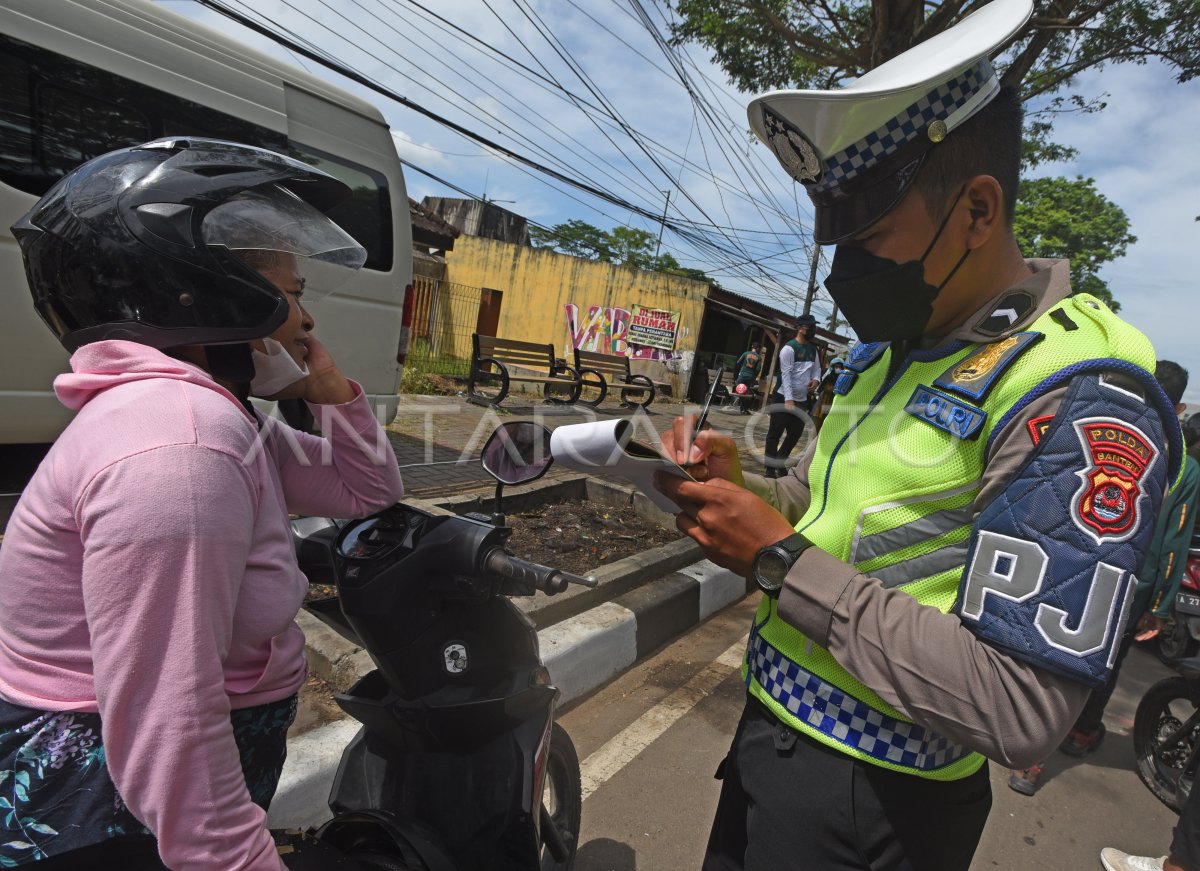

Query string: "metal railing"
[[406, 275, 483, 377]]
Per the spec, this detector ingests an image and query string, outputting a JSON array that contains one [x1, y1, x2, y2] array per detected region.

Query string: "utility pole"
[[653, 190, 671, 263], [802, 242, 823, 316]]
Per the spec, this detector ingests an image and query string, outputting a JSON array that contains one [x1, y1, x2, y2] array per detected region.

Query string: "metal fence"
[[406, 275, 483, 377]]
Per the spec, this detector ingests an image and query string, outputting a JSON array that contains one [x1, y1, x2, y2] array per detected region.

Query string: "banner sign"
[[627, 306, 680, 351]]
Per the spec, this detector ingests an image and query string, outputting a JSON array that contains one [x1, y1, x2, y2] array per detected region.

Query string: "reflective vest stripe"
[[871, 541, 972, 588], [748, 633, 970, 772], [854, 502, 977, 563]]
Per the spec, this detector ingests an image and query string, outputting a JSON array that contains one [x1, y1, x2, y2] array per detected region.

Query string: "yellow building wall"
[[444, 236, 708, 395]]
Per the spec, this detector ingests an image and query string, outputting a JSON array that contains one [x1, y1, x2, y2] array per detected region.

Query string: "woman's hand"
[[300, 336, 356, 405], [660, 415, 743, 485]]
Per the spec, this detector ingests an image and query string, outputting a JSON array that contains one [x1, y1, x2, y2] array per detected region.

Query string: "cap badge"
[[763, 108, 822, 184]]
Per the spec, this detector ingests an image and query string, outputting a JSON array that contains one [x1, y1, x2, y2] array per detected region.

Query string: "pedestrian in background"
[[734, 342, 763, 414], [763, 314, 821, 477], [1009, 361, 1200, 795]]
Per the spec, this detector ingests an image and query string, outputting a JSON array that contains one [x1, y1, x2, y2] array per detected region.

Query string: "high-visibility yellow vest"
[[744, 295, 1159, 780]]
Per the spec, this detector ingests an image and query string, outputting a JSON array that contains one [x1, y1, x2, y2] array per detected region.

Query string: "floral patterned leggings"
[[0, 693, 297, 867]]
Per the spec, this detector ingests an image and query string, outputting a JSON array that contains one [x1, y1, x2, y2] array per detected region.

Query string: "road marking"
[[579, 635, 748, 802]]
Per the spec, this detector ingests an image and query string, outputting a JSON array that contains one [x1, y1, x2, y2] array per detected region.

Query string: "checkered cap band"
[[748, 633, 969, 771], [816, 60, 994, 194]]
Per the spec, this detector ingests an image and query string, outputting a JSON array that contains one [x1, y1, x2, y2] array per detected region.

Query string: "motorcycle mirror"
[[480, 421, 554, 485]]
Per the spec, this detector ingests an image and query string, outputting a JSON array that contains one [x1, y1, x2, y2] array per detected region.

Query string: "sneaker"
[[1100, 847, 1166, 871], [1007, 764, 1044, 796], [1060, 723, 1106, 757]]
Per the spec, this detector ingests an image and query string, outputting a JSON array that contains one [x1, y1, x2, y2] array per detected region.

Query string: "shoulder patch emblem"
[[974, 291, 1037, 337], [934, 331, 1043, 403], [1072, 417, 1159, 544]]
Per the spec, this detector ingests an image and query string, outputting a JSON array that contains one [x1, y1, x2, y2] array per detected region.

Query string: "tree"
[[669, 0, 1199, 98], [530, 219, 615, 261], [669, 0, 1194, 306], [531, 220, 719, 282], [1013, 176, 1135, 311]]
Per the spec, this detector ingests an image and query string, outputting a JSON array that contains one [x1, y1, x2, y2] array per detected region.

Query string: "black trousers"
[[764, 395, 805, 473], [704, 697, 993, 871], [1172, 776, 1200, 868]]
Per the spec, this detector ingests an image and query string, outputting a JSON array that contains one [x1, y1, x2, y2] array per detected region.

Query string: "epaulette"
[[834, 341, 889, 396]]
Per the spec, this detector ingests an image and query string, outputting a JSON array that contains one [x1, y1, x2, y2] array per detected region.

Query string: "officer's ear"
[[962, 174, 1004, 250]]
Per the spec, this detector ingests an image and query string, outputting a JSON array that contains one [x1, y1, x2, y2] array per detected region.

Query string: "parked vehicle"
[[1157, 534, 1200, 661], [279, 421, 590, 870], [0, 0, 412, 465], [1134, 657, 1200, 812]]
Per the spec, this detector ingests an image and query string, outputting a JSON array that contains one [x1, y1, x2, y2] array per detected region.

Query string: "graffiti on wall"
[[563, 303, 686, 360]]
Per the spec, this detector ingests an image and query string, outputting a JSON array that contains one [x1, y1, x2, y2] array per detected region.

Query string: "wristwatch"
[[751, 533, 814, 597]]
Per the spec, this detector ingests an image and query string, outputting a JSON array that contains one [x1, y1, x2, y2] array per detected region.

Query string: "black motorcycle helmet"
[[12, 137, 366, 353]]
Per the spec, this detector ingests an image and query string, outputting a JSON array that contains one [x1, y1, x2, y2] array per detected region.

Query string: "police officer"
[[654, 0, 1181, 867]]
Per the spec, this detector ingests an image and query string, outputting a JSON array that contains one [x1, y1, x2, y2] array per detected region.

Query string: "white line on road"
[[579, 635, 748, 802]]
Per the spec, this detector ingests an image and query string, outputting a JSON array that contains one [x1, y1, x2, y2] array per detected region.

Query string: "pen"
[[684, 365, 724, 465]]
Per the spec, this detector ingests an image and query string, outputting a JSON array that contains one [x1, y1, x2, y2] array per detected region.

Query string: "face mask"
[[822, 192, 970, 344], [250, 338, 309, 398]]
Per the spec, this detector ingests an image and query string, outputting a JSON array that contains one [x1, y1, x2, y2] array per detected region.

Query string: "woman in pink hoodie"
[[0, 139, 404, 869]]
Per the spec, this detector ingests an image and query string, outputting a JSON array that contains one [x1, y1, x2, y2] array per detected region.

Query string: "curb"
[[538, 560, 753, 706], [273, 560, 753, 829]]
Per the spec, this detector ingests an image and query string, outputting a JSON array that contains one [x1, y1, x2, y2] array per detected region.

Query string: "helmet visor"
[[202, 185, 367, 300]]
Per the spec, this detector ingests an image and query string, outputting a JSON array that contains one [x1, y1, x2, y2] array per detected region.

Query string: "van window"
[[39, 86, 151, 177], [289, 143, 393, 272], [0, 34, 393, 271], [0, 34, 286, 200]]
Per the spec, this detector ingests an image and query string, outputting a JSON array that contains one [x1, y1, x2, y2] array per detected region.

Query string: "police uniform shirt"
[[742, 258, 1154, 764]]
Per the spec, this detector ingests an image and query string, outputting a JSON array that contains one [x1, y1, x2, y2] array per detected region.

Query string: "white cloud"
[[1042, 62, 1200, 402]]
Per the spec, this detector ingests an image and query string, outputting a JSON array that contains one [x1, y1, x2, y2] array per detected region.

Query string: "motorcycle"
[[1156, 533, 1200, 661], [276, 420, 595, 870], [1134, 656, 1200, 813]]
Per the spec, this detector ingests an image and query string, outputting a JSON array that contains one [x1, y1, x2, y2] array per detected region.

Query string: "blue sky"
[[165, 0, 1200, 403]]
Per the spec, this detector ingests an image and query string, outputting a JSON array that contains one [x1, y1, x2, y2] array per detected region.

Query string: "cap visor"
[[812, 155, 924, 244]]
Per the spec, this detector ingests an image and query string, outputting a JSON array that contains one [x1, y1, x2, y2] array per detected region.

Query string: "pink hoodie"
[[0, 341, 403, 870]]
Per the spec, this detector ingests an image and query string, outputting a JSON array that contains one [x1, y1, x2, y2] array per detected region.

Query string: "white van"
[[0, 0, 413, 452]]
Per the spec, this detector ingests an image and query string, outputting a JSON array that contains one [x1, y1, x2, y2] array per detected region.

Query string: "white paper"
[[550, 419, 693, 513]]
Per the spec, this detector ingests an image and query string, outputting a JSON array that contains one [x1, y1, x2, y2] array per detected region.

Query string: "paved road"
[[559, 594, 1182, 871]]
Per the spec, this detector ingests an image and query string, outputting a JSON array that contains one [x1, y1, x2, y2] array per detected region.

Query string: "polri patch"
[[1072, 417, 1159, 544], [905, 385, 987, 440], [934, 331, 1043, 403]]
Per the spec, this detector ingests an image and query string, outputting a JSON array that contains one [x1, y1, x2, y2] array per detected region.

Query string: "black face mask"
[[822, 193, 971, 344]]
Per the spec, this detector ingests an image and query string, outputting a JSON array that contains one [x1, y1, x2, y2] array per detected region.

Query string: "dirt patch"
[[504, 497, 683, 577], [290, 671, 345, 738], [301, 497, 684, 601]]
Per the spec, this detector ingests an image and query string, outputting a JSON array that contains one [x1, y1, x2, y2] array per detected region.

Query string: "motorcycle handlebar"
[[484, 548, 597, 595]]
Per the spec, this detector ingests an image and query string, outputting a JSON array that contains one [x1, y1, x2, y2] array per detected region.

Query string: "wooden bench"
[[573, 349, 658, 409], [468, 334, 581, 406]]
